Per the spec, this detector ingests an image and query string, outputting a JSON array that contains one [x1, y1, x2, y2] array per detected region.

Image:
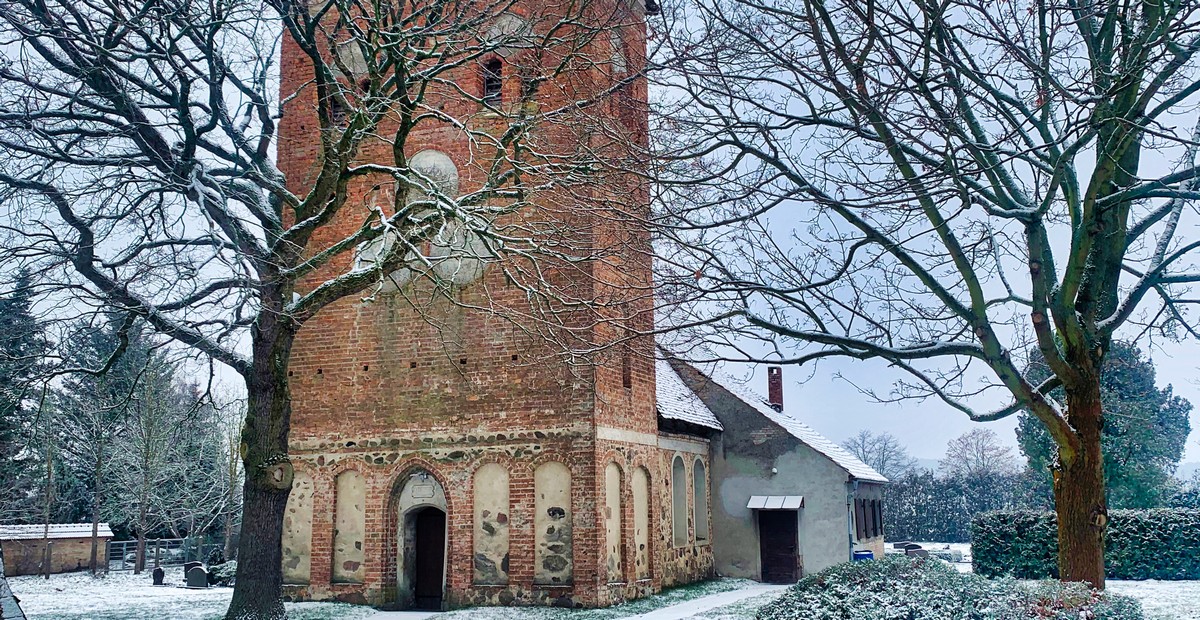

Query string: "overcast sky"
[[719, 337, 1200, 465]]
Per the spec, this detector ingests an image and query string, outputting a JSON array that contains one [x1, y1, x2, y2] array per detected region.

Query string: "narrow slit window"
[[329, 98, 347, 126], [622, 346, 632, 389], [483, 59, 503, 105]]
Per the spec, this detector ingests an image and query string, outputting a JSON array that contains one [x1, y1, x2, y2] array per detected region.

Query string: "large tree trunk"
[[224, 309, 295, 620], [1054, 386, 1107, 588]]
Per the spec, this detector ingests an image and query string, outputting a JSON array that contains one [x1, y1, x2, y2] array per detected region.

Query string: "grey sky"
[[721, 342, 1200, 464]]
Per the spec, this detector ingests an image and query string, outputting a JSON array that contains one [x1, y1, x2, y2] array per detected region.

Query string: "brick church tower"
[[275, 0, 676, 609]]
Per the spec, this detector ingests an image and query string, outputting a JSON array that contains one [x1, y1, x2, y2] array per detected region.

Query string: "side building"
[[658, 358, 888, 583]]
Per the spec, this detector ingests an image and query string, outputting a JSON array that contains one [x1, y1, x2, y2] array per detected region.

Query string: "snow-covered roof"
[[701, 369, 889, 483], [656, 359, 723, 431], [0, 524, 114, 541], [661, 355, 889, 483]]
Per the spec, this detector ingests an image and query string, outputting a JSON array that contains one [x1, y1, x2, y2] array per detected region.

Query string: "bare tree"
[[219, 406, 244, 563], [0, 0, 635, 615], [842, 430, 917, 479], [652, 0, 1200, 586], [939, 429, 1017, 479]]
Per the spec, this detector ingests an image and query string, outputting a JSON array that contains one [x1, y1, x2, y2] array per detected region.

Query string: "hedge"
[[756, 555, 1142, 620], [972, 508, 1200, 580]]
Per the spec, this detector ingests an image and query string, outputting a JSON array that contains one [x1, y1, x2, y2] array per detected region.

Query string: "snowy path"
[[363, 584, 787, 620], [620, 584, 787, 620]]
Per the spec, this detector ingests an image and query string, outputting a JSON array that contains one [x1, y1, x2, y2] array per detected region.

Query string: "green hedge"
[[972, 509, 1200, 580], [756, 555, 1142, 620]]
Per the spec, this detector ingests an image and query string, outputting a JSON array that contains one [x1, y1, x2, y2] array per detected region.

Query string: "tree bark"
[[1054, 386, 1107, 588], [135, 509, 147, 574], [90, 453, 102, 575], [224, 302, 295, 620]]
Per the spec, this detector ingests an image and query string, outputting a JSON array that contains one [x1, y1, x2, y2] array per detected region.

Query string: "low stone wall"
[[1, 538, 107, 577]]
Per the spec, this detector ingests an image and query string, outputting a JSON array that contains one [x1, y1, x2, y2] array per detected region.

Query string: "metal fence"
[[105, 537, 222, 572]]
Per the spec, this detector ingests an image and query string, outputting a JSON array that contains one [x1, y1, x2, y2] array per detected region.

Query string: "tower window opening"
[[328, 97, 347, 126], [482, 59, 503, 105], [622, 344, 632, 389]]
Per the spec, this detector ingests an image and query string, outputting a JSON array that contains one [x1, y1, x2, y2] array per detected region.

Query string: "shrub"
[[971, 511, 1057, 579], [208, 560, 237, 586], [755, 556, 1141, 620], [972, 509, 1200, 580]]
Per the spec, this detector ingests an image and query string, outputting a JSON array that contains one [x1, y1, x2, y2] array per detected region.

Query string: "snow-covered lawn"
[[1107, 579, 1200, 620], [692, 591, 785, 620], [9, 572, 766, 620], [434, 579, 763, 620], [9, 569, 374, 620], [888, 540, 1200, 620]]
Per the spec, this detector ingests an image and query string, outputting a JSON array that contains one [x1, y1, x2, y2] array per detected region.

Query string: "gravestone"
[[151, 566, 165, 586], [183, 561, 202, 575], [185, 566, 209, 589], [892, 541, 913, 549], [906, 548, 929, 558]]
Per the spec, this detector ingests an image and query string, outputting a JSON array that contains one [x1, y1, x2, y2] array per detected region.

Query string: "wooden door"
[[413, 508, 446, 609], [758, 510, 799, 583]]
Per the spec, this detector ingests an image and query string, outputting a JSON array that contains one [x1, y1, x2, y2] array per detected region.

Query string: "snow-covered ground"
[[888, 540, 1200, 619], [13, 564, 1194, 620], [10, 572, 772, 620], [1107, 579, 1200, 620], [9, 568, 374, 620]]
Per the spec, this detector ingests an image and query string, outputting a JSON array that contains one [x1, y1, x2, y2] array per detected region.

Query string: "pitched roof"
[[655, 359, 723, 431], [0, 523, 114, 541], [666, 358, 888, 483]]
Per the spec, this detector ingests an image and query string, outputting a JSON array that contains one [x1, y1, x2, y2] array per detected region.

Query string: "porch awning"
[[746, 495, 804, 510]]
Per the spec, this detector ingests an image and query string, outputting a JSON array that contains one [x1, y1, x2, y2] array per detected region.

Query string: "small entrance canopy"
[[746, 495, 804, 510]]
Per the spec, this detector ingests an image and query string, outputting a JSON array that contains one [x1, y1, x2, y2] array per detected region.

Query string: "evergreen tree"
[[0, 270, 49, 523], [54, 315, 154, 573], [1019, 341, 1192, 509]]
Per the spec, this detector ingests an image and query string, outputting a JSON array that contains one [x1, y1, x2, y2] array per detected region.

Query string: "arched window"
[[482, 59, 503, 104], [534, 461, 572, 584], [632, 467, 650, 579], [604, 462, 623, 583], [610, 31, 628, 75], [671, 456, 687, 547], [693, 460, 709, 543], [473, 464, 510, 585], [332, 470, 366, 583]]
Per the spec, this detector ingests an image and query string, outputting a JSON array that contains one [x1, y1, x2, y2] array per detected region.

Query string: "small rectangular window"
[[621, 345, 632, 389], [483, 59, 502, 105]]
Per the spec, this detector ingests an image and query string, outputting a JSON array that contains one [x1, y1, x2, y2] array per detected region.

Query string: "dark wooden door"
[[758, 510, 799, 583], [413, 508, 446, 609]]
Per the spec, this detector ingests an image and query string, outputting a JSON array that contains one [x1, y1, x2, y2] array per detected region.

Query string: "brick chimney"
[[767, 366, 783, 411]]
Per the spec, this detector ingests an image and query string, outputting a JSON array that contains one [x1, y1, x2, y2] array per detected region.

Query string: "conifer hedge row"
[[972, 509, 1200, 580]]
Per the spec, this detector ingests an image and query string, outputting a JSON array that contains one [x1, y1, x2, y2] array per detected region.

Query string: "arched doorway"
[[392, 468, 448, 610]]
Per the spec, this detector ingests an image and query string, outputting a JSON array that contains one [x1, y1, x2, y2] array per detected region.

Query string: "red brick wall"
[[280, 0, 675, 608]]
